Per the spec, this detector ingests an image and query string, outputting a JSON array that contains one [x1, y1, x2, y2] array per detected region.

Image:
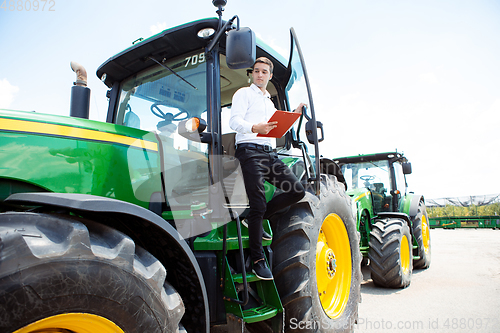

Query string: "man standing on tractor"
[[230, 57, 306, 280]]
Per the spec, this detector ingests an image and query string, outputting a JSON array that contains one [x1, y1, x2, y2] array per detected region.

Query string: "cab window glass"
[[394, 162, 407, 195], [285, 37, 316, 177], [116, 50, 210, 215]]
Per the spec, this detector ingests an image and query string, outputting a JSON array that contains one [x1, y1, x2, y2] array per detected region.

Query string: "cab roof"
[[334, 152, 408, 164], [97, 18, 290, 88]]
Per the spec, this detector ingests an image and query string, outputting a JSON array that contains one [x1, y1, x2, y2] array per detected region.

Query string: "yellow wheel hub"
[[401, 235, 411, 275], [316, 214, 352, 319], [14, 313, 124, 333], [421, 215, 430, 254]]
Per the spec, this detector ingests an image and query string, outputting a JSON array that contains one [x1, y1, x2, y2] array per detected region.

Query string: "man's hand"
[[252, 121, 278, 134], [294, 103, 307, 113]]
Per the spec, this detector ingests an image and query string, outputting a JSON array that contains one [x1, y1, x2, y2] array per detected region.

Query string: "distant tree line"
[[427, 202, 500, 218]]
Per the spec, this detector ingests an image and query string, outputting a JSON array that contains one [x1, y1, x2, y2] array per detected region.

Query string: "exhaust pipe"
[[69, 61, 90, 119]]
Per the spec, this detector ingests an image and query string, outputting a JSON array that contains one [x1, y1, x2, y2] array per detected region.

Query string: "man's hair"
[[253, 57, 274, 73]]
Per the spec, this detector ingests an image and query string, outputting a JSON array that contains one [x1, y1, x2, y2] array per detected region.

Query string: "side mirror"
[[305, 120, 324, 144], [402, 162, 412, 175], [226, 27, 256, 69]]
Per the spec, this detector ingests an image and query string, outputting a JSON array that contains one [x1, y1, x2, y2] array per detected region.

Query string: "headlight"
[[197, 28, 215, 39]]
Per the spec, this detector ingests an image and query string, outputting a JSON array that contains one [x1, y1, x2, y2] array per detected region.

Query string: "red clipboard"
[[257, 110, 301, 138]]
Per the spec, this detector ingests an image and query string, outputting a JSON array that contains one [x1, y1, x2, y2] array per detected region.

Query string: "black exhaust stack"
[[69, 61, 90, 119]]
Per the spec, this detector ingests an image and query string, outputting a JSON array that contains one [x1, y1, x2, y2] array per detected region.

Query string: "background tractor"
[[0, 1, 361, 332], [333, 152, 431, 288]]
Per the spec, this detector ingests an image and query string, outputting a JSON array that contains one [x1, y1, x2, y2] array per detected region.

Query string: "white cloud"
[[419, 72, 438, 85], [150, 22, 168, 35], [0, 79, 19, 109]]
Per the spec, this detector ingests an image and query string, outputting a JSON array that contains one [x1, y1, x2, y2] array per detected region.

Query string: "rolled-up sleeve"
[[229, 88, 254, 134]]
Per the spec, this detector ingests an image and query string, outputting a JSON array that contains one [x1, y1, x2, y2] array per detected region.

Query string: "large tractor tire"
[[0, 212, 185, 333], [271, 176, 361, 332], [412, 200, 431, 269], [368, 218, 412, 288]]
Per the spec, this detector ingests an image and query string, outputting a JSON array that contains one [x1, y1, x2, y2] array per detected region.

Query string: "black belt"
[[236, 143, 273, 152]]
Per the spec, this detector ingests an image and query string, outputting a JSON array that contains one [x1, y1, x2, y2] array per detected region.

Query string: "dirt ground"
[[356, 228, 500, 333]]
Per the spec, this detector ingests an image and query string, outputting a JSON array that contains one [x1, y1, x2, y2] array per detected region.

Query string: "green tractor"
[[333, 152, 431, 288], [0, 1, 361, 332]]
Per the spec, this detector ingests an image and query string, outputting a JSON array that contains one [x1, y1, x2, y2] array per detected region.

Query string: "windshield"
[[116, 50, 208, 144], [117, 50, 210, 222], [341, 160, 391, 193]]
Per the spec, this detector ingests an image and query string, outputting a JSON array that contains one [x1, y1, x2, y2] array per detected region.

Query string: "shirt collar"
[[250, 83, 271, 98]]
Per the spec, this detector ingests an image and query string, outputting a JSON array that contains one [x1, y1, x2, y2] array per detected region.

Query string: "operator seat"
[[372, 183, 386, 213], [221, 132, 249, 214]]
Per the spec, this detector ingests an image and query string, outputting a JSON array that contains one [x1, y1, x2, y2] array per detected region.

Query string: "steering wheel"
[[151, 102, 189, 123], [360, 175, 375, 181]]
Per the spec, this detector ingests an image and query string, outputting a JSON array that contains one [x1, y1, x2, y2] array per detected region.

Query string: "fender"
[[376, 212, 413, 237], [408, 194, 424, 219], [320, 158, 347, 190], [5, 192, 210, 333]]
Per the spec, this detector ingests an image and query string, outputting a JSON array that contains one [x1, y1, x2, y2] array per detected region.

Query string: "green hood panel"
[[0, 110, 161, 208]]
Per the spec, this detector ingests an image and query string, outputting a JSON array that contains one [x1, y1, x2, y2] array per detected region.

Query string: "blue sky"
[[1, 0, 499, 199]]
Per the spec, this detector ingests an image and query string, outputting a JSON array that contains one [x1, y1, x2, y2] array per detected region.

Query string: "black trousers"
[[235, 145, 305, 261]]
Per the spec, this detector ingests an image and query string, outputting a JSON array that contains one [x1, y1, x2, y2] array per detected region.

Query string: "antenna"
[[212, 0, 226, 27], [212, 0, 227, 7]]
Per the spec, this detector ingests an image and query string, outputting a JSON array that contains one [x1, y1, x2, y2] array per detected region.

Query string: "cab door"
[[285, 28, 322, 194]]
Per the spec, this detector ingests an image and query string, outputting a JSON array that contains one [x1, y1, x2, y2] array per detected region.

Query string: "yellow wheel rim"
[[316, 214, 352, 319], [401, 235, 411, 275], [14, 313, 124, 333], [421, 215, 430, 254]]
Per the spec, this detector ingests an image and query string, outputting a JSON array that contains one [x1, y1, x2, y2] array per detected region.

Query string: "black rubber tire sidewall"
[[412, 200, 431, 269], [271, 176, 361, 332], [0, 212, 184, 333], [368, 218, 413, 288]]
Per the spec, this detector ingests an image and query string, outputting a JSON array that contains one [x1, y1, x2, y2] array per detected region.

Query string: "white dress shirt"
[[229, 84, 276, 146]]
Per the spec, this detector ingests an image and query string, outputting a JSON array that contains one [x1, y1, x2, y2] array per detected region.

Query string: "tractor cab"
[[97, 16, 322, 237], [336, 152, 411, 215]]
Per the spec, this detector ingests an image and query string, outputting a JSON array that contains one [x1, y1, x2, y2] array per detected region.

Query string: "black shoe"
[[261, 230, 272, 241], [241, 219, 272, 241], [252, 260, 273, 280]]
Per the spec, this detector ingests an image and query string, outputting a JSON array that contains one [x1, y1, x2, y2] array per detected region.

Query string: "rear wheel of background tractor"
[[368, 218, 412, 288], [0, 212, 184, 333], [271, 176, 361, 332], [412, 200, 431, 269]]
